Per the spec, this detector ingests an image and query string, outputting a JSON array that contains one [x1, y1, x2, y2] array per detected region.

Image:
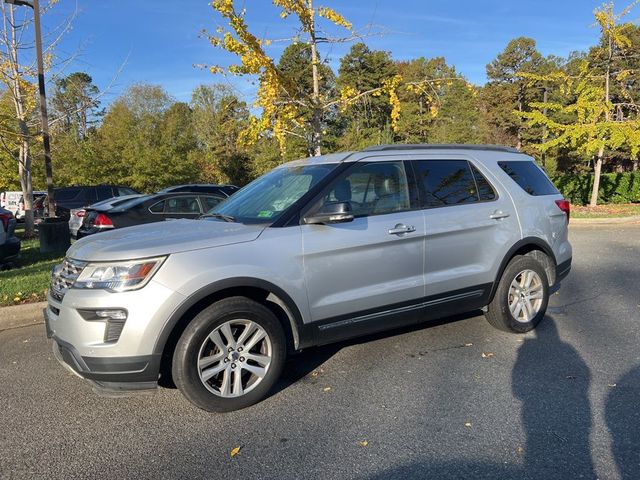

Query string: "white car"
[[69, 194, 143, 238], [0, 191, 22, 213], [14, 192, 46, 220]]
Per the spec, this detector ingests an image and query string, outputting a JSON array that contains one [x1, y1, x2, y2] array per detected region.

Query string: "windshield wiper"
[[200, 212, 236, 223]]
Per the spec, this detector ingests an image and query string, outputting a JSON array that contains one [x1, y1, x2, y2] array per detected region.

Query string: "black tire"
[[172, 296, 286, 412], [485, 255, 549, 333]]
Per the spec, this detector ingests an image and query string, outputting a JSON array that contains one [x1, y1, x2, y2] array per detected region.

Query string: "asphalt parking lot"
[[1, 224, 639, 480]]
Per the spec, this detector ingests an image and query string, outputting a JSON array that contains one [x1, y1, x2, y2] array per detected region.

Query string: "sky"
[[38, 0, 635, 106]]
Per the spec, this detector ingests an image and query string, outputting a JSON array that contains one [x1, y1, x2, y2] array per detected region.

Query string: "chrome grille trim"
[[50, 258, 87, 302]]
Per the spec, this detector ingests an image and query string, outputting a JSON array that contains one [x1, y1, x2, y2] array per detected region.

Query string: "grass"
[[571, 203, 640, 219], [0, 227, 63, 307]]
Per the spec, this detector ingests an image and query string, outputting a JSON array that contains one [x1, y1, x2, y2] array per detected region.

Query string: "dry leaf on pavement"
[[481, 352, 494, 358], [358, 440, 369, 447], [230, 446, 242, 457]]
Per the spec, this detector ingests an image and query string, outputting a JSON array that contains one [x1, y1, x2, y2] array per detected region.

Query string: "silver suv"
[[45, 145, 572, 412]]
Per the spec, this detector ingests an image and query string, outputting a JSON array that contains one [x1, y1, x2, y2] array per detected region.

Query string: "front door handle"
[[489, 210, 510, 220], [388, 224, 416, 235]]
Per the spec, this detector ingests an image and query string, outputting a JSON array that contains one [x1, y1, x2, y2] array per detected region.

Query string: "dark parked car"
[[44, 185, 140, 220], [159, 184, 239, 197], [76, 192, 226, 238], [0, 207, 20, 265]]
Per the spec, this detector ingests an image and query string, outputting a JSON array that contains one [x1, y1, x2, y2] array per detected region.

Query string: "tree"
[[190, 84, 251, 185], [481, 37, 544, 150], [95, 84, 199, 191], [207, 0, 355, 156], [336, 43, 397, 149], [0, 0, 74, 236], [518, 1, 640, 206], [394, 57, 479, 144], [51, 72, 101, 139]]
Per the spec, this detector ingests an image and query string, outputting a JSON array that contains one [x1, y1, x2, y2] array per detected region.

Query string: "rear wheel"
[[485, 255, 549, 333], [172, 296, 286, 412]]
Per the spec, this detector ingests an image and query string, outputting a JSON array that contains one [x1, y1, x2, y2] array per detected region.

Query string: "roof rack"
[[362, 144, 521, 154]]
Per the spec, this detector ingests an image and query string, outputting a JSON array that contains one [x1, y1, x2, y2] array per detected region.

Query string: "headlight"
[[74, 256, 166, 292]]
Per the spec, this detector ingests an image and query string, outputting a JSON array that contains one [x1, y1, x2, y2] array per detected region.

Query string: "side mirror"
[[304, 201, 354, 225]]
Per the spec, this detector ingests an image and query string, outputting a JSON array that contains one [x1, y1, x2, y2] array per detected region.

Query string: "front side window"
[[207, 163, 337, 224], [414, 160, 478, 207], [323, 161, 411, 217]]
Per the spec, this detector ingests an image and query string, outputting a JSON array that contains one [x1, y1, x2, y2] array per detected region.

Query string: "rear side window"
[[498, 161, 558, 196], [414, 160, 478, 207], [469, 164, 496, 201]]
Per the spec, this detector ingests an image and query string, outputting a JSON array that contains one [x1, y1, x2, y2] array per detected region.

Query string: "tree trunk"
[[308, 0, 322, 157], [7, 5, 35, 236], [590, 147, 604, 207]]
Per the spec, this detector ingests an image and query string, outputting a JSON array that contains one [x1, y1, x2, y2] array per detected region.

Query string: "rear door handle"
[[388, 224, 416, 235], [489, 211, 510, 220]]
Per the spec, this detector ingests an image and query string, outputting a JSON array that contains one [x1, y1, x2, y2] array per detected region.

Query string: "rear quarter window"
[[498, 161, 559, 196]]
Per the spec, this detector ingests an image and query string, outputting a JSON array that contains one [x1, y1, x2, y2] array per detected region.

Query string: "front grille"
[[50, 258, 87, 302]]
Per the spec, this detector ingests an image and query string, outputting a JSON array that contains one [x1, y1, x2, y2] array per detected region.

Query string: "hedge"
[[552, 172, 640, 205]]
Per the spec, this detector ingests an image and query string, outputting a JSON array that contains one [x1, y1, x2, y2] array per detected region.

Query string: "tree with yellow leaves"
[[207, 0, 458, 157], [518, 1, 640, 206]]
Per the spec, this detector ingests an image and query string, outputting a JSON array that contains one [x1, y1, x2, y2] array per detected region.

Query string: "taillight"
[[75, 210, 85, 218], [555, 199, 570, 223], [0, 212, 11, 232], [93, 213, 114, 228]]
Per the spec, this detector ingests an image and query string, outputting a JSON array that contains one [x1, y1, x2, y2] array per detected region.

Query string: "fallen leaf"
[[323, 387, 331, 392], [608, 383, 617, 388], [311, 371, 319, 377], [464, 343, 473, 347], [516, 446, 524, 455], [358, 440, 369, 447], [481, 352, 494, 358], [464, 422, 472, 428], [230, 446, 241, 457]]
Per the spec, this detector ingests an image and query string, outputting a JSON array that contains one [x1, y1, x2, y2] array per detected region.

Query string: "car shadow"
[[271, 310, 484, 396]]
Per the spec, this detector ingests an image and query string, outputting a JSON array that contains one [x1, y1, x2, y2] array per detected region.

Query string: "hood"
[[67, 219, 266, 262]]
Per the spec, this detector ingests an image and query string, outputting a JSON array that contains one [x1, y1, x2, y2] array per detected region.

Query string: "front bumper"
[[45, 278, 186, 391], [45, 307, 160, 391]]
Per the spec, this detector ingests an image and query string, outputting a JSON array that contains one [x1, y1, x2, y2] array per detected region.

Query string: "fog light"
[[95, 309, 127, 320]]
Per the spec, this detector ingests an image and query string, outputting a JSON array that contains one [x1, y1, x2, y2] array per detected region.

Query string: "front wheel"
[[172, 296, 286, 412], [485, 255, 549, 333]]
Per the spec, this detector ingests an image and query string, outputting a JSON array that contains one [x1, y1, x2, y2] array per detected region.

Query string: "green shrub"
[[552, 172, 640, 205]]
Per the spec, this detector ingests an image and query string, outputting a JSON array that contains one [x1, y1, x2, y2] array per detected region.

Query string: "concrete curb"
[[570, 215, 640, 225], [0, 301, 46, 332]]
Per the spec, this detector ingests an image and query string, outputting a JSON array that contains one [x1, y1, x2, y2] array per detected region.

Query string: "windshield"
[[206, 163, 337, 224]]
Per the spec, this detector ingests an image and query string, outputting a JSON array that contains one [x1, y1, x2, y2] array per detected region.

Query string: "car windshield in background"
[[205, 163, 337, 224]]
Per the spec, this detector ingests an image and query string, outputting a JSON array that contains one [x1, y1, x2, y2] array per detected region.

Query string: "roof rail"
[[362, 144, 522, 154]]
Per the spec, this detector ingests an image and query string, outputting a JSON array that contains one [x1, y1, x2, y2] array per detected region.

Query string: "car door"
[[301, 159, 426, 330], [413, 157, 521, 299]]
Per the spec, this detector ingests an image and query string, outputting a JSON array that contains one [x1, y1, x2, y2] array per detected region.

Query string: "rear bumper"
[[45, 307, 160, 392], [0, 236, 20, 261]]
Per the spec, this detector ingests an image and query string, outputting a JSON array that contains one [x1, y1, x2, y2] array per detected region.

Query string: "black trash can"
[[39, 217, 71, 254]]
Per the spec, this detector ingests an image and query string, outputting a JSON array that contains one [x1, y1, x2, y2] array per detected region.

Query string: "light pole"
[[5, 0, 55, 218]]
